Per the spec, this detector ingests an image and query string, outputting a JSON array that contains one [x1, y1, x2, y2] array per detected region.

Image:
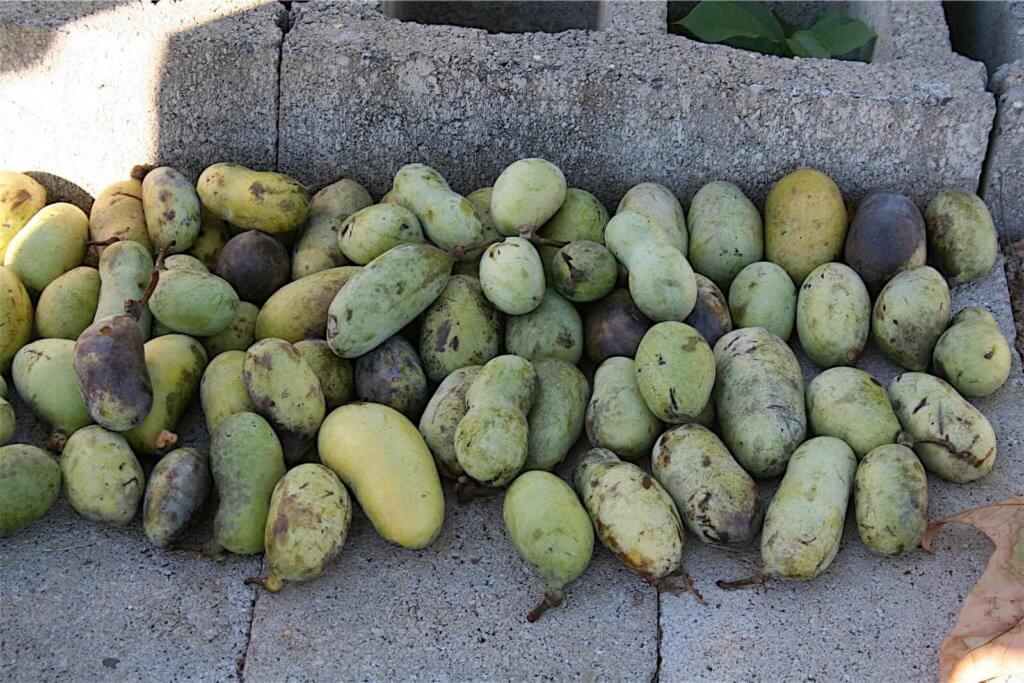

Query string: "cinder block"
[[0, 0, 283, 199], [278, 1, 993, 207], [945, 1, 1024, 240]]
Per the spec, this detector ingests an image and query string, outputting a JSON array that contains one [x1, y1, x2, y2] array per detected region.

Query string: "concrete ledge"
[[0, 1, 283, 195], [278, 1, 993, 207]]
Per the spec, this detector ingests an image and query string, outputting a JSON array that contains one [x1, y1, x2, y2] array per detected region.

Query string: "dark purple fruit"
[[583, 288, 652, 364], [844, 189, 926, 295], [685, 274, 733, 346], [215, 230, 290, 304], [355, 335, 429, 419], [74, 314, 153, 431]]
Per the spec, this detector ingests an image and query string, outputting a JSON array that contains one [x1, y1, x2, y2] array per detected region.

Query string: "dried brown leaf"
[[922, 497, 1024, 683]]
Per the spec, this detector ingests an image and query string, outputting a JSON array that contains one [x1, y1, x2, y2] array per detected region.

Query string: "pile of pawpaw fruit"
[[0, 159, 1009, 620]]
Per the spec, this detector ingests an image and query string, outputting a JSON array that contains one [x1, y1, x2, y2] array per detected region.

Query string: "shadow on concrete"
[[943, 1, 1021, 76], [153, 1, 285, 181], [382, 1, 607, 33], [23, 171, 94, 213], [0, 1, 131, 76]]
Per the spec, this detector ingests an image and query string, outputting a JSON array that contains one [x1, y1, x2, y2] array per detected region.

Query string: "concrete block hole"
[[668, 1, 875, 61], [943, 1, 1023, 77], [380, 1, 607, 33]]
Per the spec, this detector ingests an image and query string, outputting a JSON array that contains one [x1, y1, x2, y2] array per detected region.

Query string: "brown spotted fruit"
[[243, 338, 326, 464], [197, 163, 310, 235], [251, 463, 352, 593], [143, 447, 211, 547], [574, 448, 686, 582], [653, 424, 761, 547], [74, 314, 153, 432]]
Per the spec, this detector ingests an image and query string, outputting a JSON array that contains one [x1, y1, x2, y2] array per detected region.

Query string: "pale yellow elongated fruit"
[[319, 403, 444, 549], [197, 163, 310, 235], [0, 171, 46, 261], [5, 203, 88, 293], [491, 158, 567, 236]]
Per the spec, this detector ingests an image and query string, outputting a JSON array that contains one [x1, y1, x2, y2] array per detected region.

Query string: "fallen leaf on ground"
[[922, 497, 1024, 683]]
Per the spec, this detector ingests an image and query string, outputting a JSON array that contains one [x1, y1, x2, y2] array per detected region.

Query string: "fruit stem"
[[452, 236, 502, 260], [450, 228, 567, 259], [453, 475, 502, 503], [130, 164, 155, 181], [124, 241, 174, 319], [526, 591, 563, 623], [516, 224, 567, 249], [46, 431, 68, 454], [244, 574, 284, 593], [530, 235, 569, 250], [716, 571, 768, 591], [154, 429, 178, 451], [647, 571, 706, 604]]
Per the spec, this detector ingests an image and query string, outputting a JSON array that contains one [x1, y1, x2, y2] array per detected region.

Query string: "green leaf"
[[775, 12, 799, 38], [727, 35, 790, 57], [786, 30, 830, 59], [675, 1, 786, 45], [807, 12, 876, 57]]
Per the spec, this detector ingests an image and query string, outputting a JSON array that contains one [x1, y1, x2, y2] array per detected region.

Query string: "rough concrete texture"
[[984, 62, 1024, 242], [0, 398, 261, 682], [942, 2, 1024, 241], [945, 1, 1024, 74], [278, 1, 993, 208], [0, 1, 1020, 680], [662, 259, 1024, 681], [0, 1, 282, 201], [244, 489, 658, 681]]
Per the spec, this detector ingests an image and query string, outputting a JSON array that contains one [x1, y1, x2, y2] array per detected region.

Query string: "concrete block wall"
[[1, 1, 996, 212], [278, 0, 994, 208], [945, 1, 1024, 242], [0, 3, 1019, 682], [0, 0, 283, 209]]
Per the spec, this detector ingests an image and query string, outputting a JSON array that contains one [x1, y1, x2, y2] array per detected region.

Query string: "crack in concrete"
[[274, 1, 293, 171], [651, 589, 662, 682], [236, 558, 265, 682]]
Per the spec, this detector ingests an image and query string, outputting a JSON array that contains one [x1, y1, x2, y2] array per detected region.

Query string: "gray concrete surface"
[[985, 63, 1024, 243], [278, 1, 993, 208], [244, 490, 658, 682], [0, 1, 282, 199], [0, 1, 1020, 681]]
